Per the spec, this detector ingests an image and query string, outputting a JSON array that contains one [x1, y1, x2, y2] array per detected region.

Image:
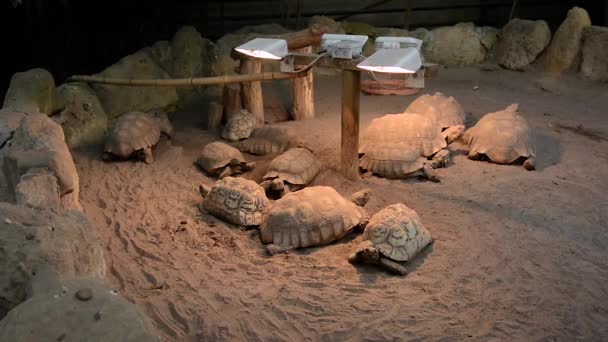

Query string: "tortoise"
[[348, 203, 434, 275], [102, 111, 173, 164], [199, 176, 270, 227], [196, 141, 255, 178], [260, 186, 372, 255], [237, 125, 290, 155], [221, 109, 257, 142], [260, 147, 321, 199], [405, 92, 466, 131], [460, 103, 536, 170], [359, 143, 439, 182]]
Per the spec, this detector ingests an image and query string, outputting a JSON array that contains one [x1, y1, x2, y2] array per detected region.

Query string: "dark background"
[[0, 0, 606, 101]]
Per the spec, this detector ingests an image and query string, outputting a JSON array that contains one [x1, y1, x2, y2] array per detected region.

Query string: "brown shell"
[[239, 126, 289, 155], [359, 143, 426, 179], [196, 141, 245, 173], [259, 186, 364, 249], [202, 177, 270, 226], [462, 103, 535, 164], [263, 148, 320, 185], [360, 113, 445, 158], [405, 92, 466, 130], [221, 109, 257, 141], [104, 112, 161, 157], [363, 203, 433, 262]]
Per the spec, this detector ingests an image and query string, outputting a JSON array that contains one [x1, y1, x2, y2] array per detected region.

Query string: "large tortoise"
[[405, 92, 466, 131], [260, 186, 371, 255], [349, 203, 434, 275], [102, 111, 173, 164], [196, 141, 255, 178], [460, 103, 536, 170], [260, 147, 321, 198], [221, 109, 257, 141], [237, 125, 290, 155], [199, 176, 270, 226], [359, 143, 439, 182]]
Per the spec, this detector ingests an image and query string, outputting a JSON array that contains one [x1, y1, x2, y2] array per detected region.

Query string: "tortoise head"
[[348, 240, 380, 264], [443, 124, 465, 144], [149, 110, 173, 137]]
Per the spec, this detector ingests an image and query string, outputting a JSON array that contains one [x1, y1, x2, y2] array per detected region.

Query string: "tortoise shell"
[[363, 203, 433, 262], [461, 103, 535, 164], [263, 148, 320, 185], [259, 186, 365, 249], [202, 176, 270, 226], [221, 109, 257, 141], [405, 92, 466, 130], [104, 112, 161, 158], [359, 143, 427, 179], [239, 126, 289, 155], [196, 141, 246, 173]]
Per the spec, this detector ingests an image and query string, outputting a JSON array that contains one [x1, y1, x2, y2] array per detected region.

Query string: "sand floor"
[[74, 66, 608, 341]]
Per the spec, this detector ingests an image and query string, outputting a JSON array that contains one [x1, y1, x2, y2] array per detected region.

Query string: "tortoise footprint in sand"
[[102, 111, 173, 164]]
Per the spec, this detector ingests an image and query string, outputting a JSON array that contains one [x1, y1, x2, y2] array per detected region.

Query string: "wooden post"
[[341, 69, 361, 181], [292, 46, 314, 120], [239, 56, 264, 123], [223, 83, 242, 123], [205, 101, 223, 129]]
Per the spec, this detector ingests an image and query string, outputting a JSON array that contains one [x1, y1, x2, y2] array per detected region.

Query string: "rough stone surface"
[[0, 203, 106, 318], [15, 168, 60, 209], [170, 26, 207, 108], [580, 26, 608, 82], [141, 40, 172, 72], [0, 276, 159, 341], [495, 19, 551, 70], [309, 16, 345, 35], [56, 82, 108, 148], [424, 23, 485, 66], [2, 68, 61, 115], [90, 51, 178, 118], [544, 7, 591, 73], [0, 109, 28, 190], [477, 26, 499, 56]]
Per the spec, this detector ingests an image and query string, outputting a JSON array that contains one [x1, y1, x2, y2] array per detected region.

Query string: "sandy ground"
[[74, 66, 608, 341]]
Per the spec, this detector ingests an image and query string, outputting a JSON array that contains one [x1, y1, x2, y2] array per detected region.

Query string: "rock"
[[55, 82, 108, 148], [343, 21, 376, 37], [0, 203, 106, 318], [141, 40, 172, 73], [375, 27, 410, 37], [0, 109, 27, 148], [0, 275, 159, 341], [424, 23, 485, 66], [309, 16, 344, 35], [476, 26, 499, 53], [170, 26, 206, 108], [580, 26, 608, 82], [544, 7, 591, 73], [495, 19, 551, 70], [90, 51, 178, 119], [15, 168, 60, 209], [233, 23, 290, 35], [409, 27, 431, 42], [2, 68, 62, 115]]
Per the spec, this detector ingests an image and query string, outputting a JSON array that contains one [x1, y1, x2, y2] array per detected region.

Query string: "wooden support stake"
[[223, 83, 242, 123], [292, 46, 314, 120], [341, 69, 361, 181], [239, 57, 264, 123], [206, 101, 223, 129]]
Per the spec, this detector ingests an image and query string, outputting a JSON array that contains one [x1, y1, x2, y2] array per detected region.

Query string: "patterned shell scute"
[[360, 143, 426, 179], [197, 141, 245, 172], [221, 109, 257, 141], [263, 148, 320, 185], [104, 112, 161, 157], [259, 186, 363, 248], [406, 92, 466, 129], [462, 104, 535, 164], [203, 177, 270, 226], [363, 203, 433, 262], [360, 113, 446, 157], [240, 126, 290, 155]]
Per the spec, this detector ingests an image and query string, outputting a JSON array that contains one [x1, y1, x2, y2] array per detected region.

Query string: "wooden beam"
[[291, 46, 314, 120], [223, 83, 242, 123], [239, 56, 264, 123], [205, 101, 223, 129], [341, 69, 361, 181]]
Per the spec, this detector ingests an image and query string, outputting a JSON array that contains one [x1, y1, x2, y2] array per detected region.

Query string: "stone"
[[308, 16, 344, 35], [544, 7, 591, 73], [580, 26, 608, 82], [0, 203, 106, 318], [423, 23, 485, 66], [90, 51, 178, 119], [141, 40, 172, 73], [476, 26, 499, 53], [55, 82, 108, 148], [15, 168, 60, 209], [170, 26, 206, 108], [375, 27, 410, 37], [0, 109, 27, 148], [2, 68, 62, 115], [495, 19, 551, 70]]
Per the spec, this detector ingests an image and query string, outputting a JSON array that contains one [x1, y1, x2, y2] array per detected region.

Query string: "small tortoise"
[[237, 125, 290, 155], [199, 176, 270, 226], [260, 147, 321, 199], [260, 186, 371, 255], [460, 103, 536, 170], [221, 109, 257, 142], [196, 141, 255, 178], [405, 92, 467, 131], [349, 203, 434, 275], [102, 111, 172, 164], [360, 143, 439, 182]]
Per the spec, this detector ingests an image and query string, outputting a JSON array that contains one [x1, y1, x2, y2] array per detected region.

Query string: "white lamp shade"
[[375, 37, 423, 51], [234, 38, 288, 60], [357, 47, 422, 74]]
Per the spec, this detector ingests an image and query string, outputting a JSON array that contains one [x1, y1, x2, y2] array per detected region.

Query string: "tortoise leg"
[[523, 156, 536, 171], [468, 151, 482, 160], [266, 244, 293, 256], [361, 171, 374, 179], [102, 152, 113, 162], [143, 147, 154, 164], [378, 257, 408, 276], [218, 166, 233, 179], [430, 149, 450, 169], [422, 164, 440, 183]]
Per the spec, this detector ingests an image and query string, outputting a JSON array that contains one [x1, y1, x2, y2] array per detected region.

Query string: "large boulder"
[[2, 68, 62, 115], [170, 26, 207, 108], [476, 26, 499, 56], [90, 51, 178, 119], [0, 203, 106, 318], [55, 82, 108, 148], [141, 40, 172, 73], [15, 168, 60, 209], [543, 7, 591, 73], [0, 109, 28, 191], [309, 16, 344, 35], [580, 26, 608, 82], [495, 19, 551, 70], [423, 23, 485, 66]]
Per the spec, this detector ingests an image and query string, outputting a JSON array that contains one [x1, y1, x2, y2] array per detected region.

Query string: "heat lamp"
[[234, 38, 288, 60]]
